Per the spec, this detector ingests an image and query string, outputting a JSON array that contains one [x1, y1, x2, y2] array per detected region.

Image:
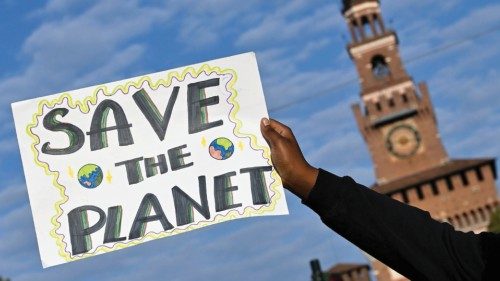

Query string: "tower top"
[[342, 0, 379, 14]]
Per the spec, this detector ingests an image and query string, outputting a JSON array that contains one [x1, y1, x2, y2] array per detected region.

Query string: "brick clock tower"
[[341, 0, 499, 280]]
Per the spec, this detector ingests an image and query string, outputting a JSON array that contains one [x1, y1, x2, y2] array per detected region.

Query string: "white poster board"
[[12, 52, 288, 268]]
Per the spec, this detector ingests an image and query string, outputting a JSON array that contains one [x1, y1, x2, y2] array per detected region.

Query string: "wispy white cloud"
[[295, 38, 331, 61], [421, 17, 500, 161], [265, 69, 352, 106], [0, 0, 173, 108], [394, 3, 500, 66], [0, 136, 18, 154], [0, 183, 28, 212], [170, 0, 265, 48], [438, 4, 500, 40], [73, 44, 146, 87], [237, 1, 341, 47], [0, 188, 37, 274], [0, 203, 37, 269], [383, 0, 460, 18]]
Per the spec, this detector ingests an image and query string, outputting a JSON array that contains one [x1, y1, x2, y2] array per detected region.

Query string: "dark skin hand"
[[260, 118, 319, 199]]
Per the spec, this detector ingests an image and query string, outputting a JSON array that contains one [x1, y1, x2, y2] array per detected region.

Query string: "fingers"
[[267, 118, 294, 139], [260, 118, 284, 147]]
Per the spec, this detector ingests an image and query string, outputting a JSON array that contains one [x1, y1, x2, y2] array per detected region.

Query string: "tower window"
[[373, 13, 385, 33], [372, 14, 380, 34], [463, 213, 470, 226], [350, 19, 360, 42], [455, 215, 463, 228], [361, 16, 371, 37], [471, 210, 478, 224], [371, 55, 391, 79], [375, 102, 382, 111], [352, 19, 365, 42], [486, 204, 493, 215], [388, 98, 395, 107], [478, 208, 486, 221]]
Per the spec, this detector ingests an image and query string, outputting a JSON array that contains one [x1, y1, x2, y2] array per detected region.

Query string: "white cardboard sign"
[[12, 52, 288, 267]]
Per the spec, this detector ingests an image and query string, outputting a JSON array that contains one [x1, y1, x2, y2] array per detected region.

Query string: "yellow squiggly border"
[[26, 64, 283, 263]]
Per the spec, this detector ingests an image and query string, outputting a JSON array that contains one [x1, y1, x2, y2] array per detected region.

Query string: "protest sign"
[[12, 52, 288, 267]]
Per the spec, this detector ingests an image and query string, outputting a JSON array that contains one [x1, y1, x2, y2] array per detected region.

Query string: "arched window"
[[455, 215, 463, 228], [372, 14, 380, 34], [471, 210, 478, 224], [463, 213, 471, 226], [371, 55, 391, 79], [350, 19, 360, 42], [478, 207, 486, 222], [361, 16, 371, 37]]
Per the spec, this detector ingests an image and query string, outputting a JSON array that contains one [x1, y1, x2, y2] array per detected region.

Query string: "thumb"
[[260, 118, 284, 147]]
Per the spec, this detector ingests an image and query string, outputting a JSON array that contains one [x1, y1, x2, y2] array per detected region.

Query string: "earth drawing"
[[209, 137, 234, 160], [78, 164, 103, 189]]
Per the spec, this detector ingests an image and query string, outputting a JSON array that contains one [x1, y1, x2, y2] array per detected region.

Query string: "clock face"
[[385, 124, 421, 158]]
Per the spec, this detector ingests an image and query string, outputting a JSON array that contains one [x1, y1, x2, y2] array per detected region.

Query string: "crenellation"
[[364, 100, 376, 116], [459, 171, 470, 186], [415, 185, 424, 200], [430, 181, 439, 196], [407, 187, 419, 203], [391, 91, 403, 108], [421, 183, 433, 200], [482, 163, 492, 179], [391, 192, 403, 202], [435, 178, 449, 196], [378, 95, 390, 114], [401, 190, 409, 203], [451, 172, 463, 190], [444, 176, 454, 191], [465, 169, 476, 186]]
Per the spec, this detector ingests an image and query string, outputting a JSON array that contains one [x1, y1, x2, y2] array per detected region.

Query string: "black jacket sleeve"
[[303, 169, 489, 281]]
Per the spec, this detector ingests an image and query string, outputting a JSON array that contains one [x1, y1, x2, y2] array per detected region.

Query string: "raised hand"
[[260, 118, 318, 199]]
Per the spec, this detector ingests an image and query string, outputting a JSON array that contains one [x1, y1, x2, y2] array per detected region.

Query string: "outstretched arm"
[[260, 118, 485, 281]]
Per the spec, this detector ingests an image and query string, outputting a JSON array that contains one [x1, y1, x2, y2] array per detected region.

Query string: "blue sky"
[[0, 0, 499, 280]]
